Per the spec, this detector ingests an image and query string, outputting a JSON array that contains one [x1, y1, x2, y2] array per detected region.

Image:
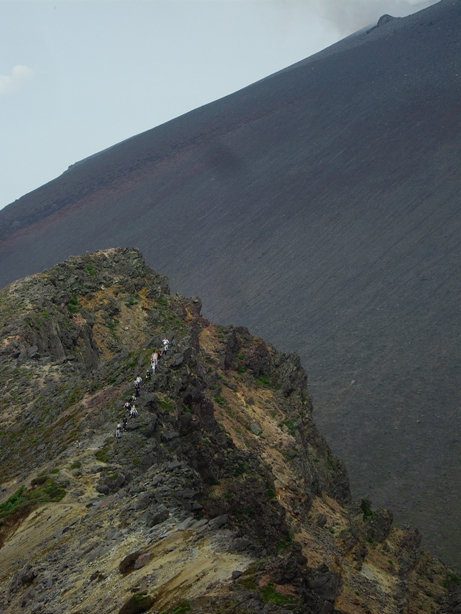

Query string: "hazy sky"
[[1, 0, 437, 210]]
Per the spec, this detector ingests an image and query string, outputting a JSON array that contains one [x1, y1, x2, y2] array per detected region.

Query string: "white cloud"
[[0, 65, 34, 97]]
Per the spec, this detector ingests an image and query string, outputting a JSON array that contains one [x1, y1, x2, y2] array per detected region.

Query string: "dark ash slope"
[[0, 0, 460, 566]]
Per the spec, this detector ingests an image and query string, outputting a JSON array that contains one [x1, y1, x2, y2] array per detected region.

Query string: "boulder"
[[145, 505, 169, 527], [134, 553, 151, 570], [118, 593, 154, 614], [119, 551, 141, 574]]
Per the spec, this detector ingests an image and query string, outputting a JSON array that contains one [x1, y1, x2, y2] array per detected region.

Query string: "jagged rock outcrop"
[[0, 248, 457, 614]]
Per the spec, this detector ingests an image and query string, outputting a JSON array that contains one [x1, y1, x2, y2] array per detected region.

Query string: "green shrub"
[[86, 263, 96, 276], [214, 395, 225, 406], [442, 573, 461, 588], [161, 599, 191, 614], [234, 462, 248, 476], [360, 497, 374, 520], [255, 374, 271, 387], [68, 296, 79, 313], [70, 461, 81, 470], [260, 582, 296, 605], [276, 532, 292, 553]]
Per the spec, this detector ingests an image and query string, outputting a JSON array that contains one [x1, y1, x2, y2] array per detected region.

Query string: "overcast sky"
[[0, 0, 437, 210]]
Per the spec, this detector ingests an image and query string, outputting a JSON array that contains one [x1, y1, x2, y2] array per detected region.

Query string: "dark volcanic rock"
[[119, 551, 142, 574], [145, 505, 169, 527]]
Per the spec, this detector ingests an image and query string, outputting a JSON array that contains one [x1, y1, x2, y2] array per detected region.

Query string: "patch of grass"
[[0, 479, 66, 522], [95, 442, 112, 463], [234, 462, 248, 476], [238, 577, 257, 590], [161, 599, 191, 614], [283, 420, 295, 434], [158, 395, 174, 412], [70, 461, 81, 470], [183, 406, 191, 414], [50, 468, 60, 474], [255, 374, 271, 387], [237, 366, 246, 373], [86, 263, 96, 276], [106, 318, 118, 332], [442, 573, 461, 588], [214, 394, 225, 406], [260, 582, 296, 605], [276, 532, 292, 553]]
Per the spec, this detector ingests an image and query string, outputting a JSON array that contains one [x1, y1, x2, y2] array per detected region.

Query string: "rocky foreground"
[[0, 248, 459, 614]]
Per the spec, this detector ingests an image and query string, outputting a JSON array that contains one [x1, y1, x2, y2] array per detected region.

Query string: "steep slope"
[[0, 0, 460, 566], [0, 248, 457, 614]]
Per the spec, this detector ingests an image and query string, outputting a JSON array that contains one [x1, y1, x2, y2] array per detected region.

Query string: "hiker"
[[124, 401, 131, 413], [115, 423, 121, 438], [163, 337, 169, 353], [130, 405, 138, 419], [122, 416, 128, 430], [145, 369, 151, 380], [135, 375, 142, 397], [151, 351, 158, 371]]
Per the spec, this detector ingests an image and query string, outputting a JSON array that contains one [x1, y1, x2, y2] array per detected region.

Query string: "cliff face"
[[0, 248, 457, 614]]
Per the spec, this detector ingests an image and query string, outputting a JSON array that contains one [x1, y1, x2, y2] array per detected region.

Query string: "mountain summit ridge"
[[0, 247, 458, 614]]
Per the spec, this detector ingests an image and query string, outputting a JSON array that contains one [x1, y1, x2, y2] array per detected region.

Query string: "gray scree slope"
[[0, 0, 460, 566]]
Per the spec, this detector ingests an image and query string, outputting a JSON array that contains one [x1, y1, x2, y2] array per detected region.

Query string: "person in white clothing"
[[151, 351, 158, 371], [163, 337, 169, 353]]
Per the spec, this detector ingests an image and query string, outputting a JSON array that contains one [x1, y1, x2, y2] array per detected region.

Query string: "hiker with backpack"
[[151, 351, 158, 371], [115, 423, 122, 438]]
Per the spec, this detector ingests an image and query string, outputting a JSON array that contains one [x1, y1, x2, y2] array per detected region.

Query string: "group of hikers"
[[115, 337, 169, 438]]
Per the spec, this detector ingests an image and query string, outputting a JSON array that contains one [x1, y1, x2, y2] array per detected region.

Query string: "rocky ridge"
[[0, 248, 458, 614]]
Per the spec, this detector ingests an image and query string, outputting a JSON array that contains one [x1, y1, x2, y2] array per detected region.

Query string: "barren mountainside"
[[0, 248, 459, 614]]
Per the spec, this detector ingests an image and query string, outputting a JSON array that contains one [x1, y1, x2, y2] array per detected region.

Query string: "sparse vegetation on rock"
[[0, 248, 456, 613]]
